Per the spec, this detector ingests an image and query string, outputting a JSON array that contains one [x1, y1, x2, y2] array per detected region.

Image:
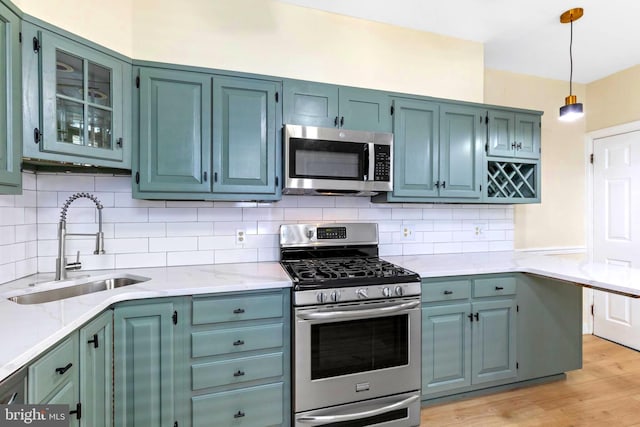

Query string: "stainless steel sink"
[[7, 274, 150, 305]]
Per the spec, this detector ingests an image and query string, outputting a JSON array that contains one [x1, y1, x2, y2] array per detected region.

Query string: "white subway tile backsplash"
[[115, 223, 166, 238], [149, 208, 195, 222], [167, 222, 214, 237], [115, 253, 166, 269], [149, 237, 198, 252], [215, 248, 258, 264], [168, 250, 214, 266], [0, 172, 515, 285]]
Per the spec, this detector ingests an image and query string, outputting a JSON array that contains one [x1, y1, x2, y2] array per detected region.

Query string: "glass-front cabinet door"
[[22, 22, 130, 168], [41, 33, 123, 161]]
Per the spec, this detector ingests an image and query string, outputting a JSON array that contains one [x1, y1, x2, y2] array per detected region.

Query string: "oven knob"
[[317, 292, 328, 303], [394, 286, 404, 297], [330, 290, 341, 302], [356, 288, 368, 299], [382, 287, 391, 297]]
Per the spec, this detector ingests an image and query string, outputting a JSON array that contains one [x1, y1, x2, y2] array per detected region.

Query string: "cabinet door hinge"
[[33, 128, 41, 144], [69, 403, 81, 420], [135, 76, 140, 88], [390, 105, 394, 116], [275, 91, 279, 103], [19, 32, 22, 43], [590, 153, 594, 164], [135, 171, 140, 184], [172, 310, 178, 325], [591, 304, 594, 316], [32, 36, 40, 53]]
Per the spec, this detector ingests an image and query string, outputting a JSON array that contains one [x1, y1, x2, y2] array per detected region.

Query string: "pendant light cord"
[[569, 18, 574, 96]]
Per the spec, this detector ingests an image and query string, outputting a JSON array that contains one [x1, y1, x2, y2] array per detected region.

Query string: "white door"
[[592, 131, 640, 350]]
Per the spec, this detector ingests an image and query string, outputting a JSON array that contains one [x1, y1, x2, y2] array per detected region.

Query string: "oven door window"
[[290, 138, 367, 180], [311, 314, 409, 380]]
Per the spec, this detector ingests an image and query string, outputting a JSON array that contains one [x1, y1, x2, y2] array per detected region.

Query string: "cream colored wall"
[[13, 0, 133, 56], [586, 65, 640, 132], [14, 0, 483, 101], [484, 69, 586, 250]]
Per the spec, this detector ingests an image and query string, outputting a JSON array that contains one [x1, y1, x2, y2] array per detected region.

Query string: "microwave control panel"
[[373, 145, 391, 182]]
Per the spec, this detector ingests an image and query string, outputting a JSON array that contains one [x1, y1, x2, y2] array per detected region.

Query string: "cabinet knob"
[[233, 308, 245, 314], [116, 137, 123, 148], [233, 340, 245, 346], [443, 290, 453, 295], [234, 411, 246, 419], [233, 370, 245, 377], [495, 286, 504, 291]]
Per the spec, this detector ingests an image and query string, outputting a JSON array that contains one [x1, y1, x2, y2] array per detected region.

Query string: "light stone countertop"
[[2, 251, 640, 383]]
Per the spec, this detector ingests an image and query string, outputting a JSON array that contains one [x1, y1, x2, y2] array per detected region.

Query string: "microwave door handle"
[[297, 394, 419, 425], [296, 300, 419, 321], [363, 144, 371, 180]]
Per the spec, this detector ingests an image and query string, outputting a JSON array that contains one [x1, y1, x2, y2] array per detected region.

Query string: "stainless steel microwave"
[[283, 124, 393, 196]]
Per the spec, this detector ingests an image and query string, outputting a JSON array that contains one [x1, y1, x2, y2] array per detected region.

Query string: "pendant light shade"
[[559, 8, 584, 122]]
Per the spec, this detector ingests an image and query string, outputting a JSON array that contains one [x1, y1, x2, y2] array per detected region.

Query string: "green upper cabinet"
[[21, 21, 132, 168], [0, 1, 21, 194], [134, 65, 281, 201], [487, 110, 541, 160], [439, 104, 483, 198], [212, 76, 278, 195], [380, 99, 483, 202], [390, 98, 439, 198], [137, 67, 212, 193], [283, 79, 391, 132]]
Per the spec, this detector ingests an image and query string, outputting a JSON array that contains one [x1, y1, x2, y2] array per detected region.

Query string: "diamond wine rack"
[[487, 161, 537, 199]]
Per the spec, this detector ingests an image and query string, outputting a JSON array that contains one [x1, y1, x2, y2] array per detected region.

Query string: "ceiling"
[[277, 0, 640, 84]]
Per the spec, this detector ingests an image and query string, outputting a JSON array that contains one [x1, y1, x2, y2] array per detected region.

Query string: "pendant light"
[[559, 8, 584, 121]]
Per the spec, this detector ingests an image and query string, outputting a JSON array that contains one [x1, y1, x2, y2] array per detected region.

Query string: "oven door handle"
[[296, 394, 419, 425], [296, 300, 420, 321]]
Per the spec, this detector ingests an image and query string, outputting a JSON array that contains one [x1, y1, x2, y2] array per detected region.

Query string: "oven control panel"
[[294, 282, 421, 306]]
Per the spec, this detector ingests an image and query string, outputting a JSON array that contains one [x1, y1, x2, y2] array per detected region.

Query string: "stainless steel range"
[[280, 223, 422, 427]]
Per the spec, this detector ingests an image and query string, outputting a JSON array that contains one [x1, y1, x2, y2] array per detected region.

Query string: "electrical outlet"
[[236, 229, 245, 245], [401, 225, 415, 241]]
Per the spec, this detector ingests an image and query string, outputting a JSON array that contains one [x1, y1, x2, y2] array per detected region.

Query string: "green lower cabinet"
[[192, 382, 284, 427], [189, 289, 290, 427], [114, 298, 189, 427], [422, 273, 580, 402], [28, 334, 80, 427], [422, 303, 472, 395], [471, 299, 517, 384], [79, 310, 113, 427]]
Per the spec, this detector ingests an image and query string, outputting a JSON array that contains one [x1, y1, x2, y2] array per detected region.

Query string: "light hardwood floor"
[[420, 335, 640, 426]]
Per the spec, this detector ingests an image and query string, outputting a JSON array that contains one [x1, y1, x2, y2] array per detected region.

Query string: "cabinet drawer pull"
[[234, 411, 246, 419], [55, 363, 73, 375], [474, 313, 479, 321], [87, 333, 99, 348], [334, 116, 339, 127], [511, 142, 517, 149], [443, 290, 453, 295], [233, 370, 245, 377], [468, 313, 474, 322], [233, 340, 245, 346], [495, 286, 504, 291], [233, 308, 245, 314], [340, 116, 344, 127]]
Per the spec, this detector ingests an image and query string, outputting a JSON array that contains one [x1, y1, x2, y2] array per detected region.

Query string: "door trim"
[[585, 120, 640, 334]]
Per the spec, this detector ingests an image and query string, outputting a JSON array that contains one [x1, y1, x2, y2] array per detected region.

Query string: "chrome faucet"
[[55, 192, 105, 281]]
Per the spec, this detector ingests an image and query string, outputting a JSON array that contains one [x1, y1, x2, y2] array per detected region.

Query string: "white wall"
[[0, 173, 515, 285]]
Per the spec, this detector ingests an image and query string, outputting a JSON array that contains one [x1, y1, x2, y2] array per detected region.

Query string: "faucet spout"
[[55, 192, 105, 281]]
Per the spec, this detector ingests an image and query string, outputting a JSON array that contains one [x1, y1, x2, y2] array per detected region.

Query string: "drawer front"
[[422, 280, 471, 303], [192, 323, 284, 358], [29, 336, 77, 403], [473, 277, 517, 298], [192, 293, 283, 325], [192, 352, 283, 390], [192, 382, 284, 427]]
